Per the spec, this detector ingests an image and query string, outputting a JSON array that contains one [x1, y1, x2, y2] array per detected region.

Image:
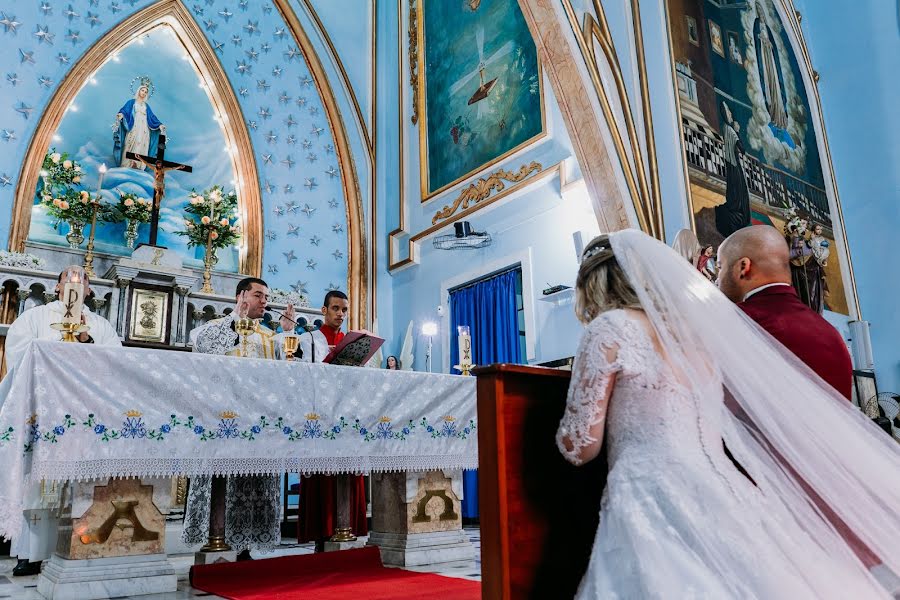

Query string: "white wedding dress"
[[558, 309, 889, 599]]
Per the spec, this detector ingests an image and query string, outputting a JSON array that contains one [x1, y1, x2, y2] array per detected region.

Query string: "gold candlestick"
[[200, 229, 215, 294], [453, 363, 476, 376], [82, 199, 101, 279], [282, 334, 299, 361], [50, 321, 89, 343]]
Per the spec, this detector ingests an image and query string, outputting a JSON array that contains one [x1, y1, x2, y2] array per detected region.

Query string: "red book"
[[323, 330, 385, 366]]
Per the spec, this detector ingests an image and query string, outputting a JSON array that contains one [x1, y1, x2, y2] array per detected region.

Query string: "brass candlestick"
[[200, 229, 216, 294], [82, 199, 101, 278], [453, 363, 476, 376], [50, 322, 89, 343]]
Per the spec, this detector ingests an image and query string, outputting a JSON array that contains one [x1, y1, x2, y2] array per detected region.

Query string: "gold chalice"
[[281, 334, 299, 361]]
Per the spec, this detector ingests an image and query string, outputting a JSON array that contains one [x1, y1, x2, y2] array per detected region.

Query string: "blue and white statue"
[[113, 75, 166, 170]]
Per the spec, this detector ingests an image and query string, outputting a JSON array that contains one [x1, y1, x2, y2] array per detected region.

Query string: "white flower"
[[74, 166, 82, 173], [62, 160, 73, 169], [50, 153, 61, 164]]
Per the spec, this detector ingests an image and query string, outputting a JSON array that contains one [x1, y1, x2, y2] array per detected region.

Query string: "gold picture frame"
[[128, 288, 170, 344], [415, 0, 547, 202]]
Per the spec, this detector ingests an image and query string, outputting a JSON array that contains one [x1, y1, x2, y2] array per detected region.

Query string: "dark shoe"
[[236, 549, 253, 561], [12, 559, 41, 576], [314, 539, 325, 553]]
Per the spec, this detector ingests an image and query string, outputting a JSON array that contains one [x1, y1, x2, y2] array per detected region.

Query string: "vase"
[[65, 220, 85, 249], [124, 219, 139, 249]]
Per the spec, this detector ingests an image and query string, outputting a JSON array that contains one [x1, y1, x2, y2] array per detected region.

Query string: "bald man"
[[717, 225, 852, 399]]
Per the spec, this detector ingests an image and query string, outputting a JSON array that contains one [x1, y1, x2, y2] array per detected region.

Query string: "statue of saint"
[[113, 76, 166, 170]]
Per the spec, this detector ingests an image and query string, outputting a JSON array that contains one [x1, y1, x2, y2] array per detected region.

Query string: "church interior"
[[0, 0, 898, 598]]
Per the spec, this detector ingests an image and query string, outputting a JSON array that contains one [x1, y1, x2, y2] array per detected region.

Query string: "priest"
[[5, 266, 121, 577], [296, 290, 368, 551], [182, 277, 295, 560]]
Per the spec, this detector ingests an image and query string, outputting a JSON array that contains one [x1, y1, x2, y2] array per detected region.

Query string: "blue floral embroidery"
[[121, 414, 147, 439], [354, 418, 416, 442], [17, 412, 476, 449], [420, 417, 476, 440]]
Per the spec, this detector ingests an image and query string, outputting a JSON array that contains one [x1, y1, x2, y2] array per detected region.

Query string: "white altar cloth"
[[0, 341, 477, 539]]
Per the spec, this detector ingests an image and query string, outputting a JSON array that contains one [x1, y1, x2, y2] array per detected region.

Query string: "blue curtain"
[[449, 268, 523, 519]]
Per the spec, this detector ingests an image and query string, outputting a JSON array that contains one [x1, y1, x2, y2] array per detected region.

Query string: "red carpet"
[[190, 546, 480, 600]]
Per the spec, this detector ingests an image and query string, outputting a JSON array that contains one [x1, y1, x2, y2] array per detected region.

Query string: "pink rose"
[[210, 231, 219, 240], [124, 198, 134, 207], [60, 201, 70, 210], [201, 216, 211, 225], [62, 160, 72, 169], [219, 218, 229, 226], [52, 198, 61, 207], [72, 177, 81, 183]]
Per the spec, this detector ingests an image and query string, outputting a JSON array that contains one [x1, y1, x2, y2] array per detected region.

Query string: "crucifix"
[[125, 134, 193, 247]]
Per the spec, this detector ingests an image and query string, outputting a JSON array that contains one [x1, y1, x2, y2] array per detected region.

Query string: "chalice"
[[281, 334, 299, 361]]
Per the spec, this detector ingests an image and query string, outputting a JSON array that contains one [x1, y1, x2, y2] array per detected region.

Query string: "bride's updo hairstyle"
[[575, 234, 641, 324]]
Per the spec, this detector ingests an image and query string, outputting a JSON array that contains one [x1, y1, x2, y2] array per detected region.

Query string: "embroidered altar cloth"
[[0, 341, 477, 538]]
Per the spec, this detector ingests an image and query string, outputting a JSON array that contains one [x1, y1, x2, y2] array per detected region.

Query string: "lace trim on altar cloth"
[[24, 454, 479, 483]]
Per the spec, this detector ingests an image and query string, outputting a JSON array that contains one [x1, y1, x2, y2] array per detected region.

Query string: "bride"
[[557, 229, 900, 598]]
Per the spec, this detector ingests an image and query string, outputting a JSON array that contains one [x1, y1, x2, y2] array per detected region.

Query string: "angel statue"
[[113, 75, 166, 170]]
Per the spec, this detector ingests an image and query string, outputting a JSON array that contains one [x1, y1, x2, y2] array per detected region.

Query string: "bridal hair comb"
[[583, 244, 609, 260]]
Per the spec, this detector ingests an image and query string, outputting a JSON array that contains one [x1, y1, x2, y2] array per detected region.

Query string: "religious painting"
[[685, 16, 700, 46], [127, 287, 170, 344], [708, 20, 725, 57], [28, 25, 241, 272], [416, 0, 545, 200], [666, 0, 851, 315], [727, 31, 743, 66]]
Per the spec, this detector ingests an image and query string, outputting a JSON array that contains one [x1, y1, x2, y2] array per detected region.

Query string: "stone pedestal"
[[367, 470, 475, 568], [37, 553, 176, 600], [38, 477, 177, 599], [324, 538, 367, 552]]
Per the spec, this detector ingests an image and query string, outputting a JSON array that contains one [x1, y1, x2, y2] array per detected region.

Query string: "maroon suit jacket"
[[738, 285, 852, 400]]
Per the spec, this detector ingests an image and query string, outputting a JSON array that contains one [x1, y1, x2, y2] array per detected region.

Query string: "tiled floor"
[[0, 528, 481, 599]]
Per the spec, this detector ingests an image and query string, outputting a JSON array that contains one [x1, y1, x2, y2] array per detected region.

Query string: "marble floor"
[[0, 528, 482, 600]]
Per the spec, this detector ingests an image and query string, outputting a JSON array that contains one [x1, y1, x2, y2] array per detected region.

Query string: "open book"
[[323, 330, 385, 366]]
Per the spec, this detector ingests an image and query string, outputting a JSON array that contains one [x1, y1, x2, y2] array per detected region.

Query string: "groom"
[[716, 226, 883, 573], [716, 225, 852, 399]]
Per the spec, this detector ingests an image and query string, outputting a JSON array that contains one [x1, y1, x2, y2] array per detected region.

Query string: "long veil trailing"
[[608, 229, 900, 592]]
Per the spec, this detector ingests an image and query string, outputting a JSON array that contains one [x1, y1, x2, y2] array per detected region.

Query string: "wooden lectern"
[[476, 364, 607, 600]]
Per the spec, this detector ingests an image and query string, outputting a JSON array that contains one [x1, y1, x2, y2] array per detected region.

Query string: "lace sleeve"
[[556, 314, 623, 466]]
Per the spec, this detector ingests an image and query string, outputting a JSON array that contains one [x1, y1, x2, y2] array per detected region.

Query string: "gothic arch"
[[10, 0, 264, 276]]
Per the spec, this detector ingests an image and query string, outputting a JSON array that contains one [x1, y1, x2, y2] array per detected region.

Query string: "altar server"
[[296, 290, 368, 551]]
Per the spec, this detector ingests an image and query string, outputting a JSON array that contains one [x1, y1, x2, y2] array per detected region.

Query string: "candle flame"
[[99, 163, 107, 174]]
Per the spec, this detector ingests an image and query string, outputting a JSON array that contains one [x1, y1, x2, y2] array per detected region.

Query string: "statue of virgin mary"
[[113, 76, 166, 170]]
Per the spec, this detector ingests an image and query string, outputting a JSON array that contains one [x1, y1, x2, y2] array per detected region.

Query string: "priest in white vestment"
[[182, 277, 295, 560], [5, 267, 121, 576]]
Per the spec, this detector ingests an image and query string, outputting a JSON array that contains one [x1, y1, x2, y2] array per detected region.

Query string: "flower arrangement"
[[175, 186, 242, 250], [108, 192, 152, 223], [41, 149, 83, 189], [40, 187, 94, 223], [269, 289, 310, 307], [0, 251, 46, 270]]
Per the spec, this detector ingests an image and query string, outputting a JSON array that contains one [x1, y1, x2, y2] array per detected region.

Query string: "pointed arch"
[[10, 0, 263, 276]]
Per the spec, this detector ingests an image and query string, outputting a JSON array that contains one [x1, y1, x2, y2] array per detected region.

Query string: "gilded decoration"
[[408, 0, 420, 125], [431, 162, 543, 225]]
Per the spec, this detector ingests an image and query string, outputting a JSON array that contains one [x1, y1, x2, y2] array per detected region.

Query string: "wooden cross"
[[125, 134, 193, 248]]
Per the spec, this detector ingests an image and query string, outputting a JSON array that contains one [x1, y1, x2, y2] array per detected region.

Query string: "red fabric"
[[297, 474, 368, 542], [738, 285, 852, 399], [190, 546, 479, 600], [319, 325, 344, 347]]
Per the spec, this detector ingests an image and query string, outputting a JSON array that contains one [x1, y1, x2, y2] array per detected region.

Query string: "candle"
[[96, 163, 107, 201], [457, 325, 472, 367], [61, 271, 84, 326]]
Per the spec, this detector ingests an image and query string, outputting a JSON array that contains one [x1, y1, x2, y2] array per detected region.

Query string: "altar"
[[0, 341, 478, 599]]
